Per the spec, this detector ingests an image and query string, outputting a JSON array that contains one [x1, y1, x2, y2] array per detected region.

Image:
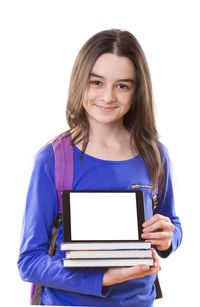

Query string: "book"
[[60, 241, 151, 251], [65, 249, 153, 259], [63, 258, 154, 267]]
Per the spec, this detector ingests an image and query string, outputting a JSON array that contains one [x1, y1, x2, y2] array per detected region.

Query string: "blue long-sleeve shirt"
[[18, 143, 182, 306]]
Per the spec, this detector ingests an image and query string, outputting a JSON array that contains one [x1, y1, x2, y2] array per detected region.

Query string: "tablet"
[[61, 190, 145, 242]]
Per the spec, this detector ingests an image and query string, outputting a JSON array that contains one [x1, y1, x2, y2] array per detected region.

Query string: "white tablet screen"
[[70, 192, 139, 240]]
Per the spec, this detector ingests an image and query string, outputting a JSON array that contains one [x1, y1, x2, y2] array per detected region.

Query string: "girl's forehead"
[[91, 53, 136, 79]]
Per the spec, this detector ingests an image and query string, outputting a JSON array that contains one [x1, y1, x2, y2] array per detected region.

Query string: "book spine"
[[66, 249, 153, 259], [60, 242, 151, 251]]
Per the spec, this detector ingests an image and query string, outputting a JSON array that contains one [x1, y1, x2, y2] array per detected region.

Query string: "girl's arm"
[[142, 145, 183, 257], [17, 145, 110, 297]]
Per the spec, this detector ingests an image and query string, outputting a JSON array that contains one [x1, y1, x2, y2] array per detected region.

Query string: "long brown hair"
[[66, 29, 165, 190]]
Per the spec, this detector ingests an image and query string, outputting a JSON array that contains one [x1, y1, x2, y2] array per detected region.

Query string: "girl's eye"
[[117, 84, 128, 90], [89, 80, 102, 86]]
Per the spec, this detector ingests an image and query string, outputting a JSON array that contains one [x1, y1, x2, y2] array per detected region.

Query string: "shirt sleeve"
[[17, 144, 111, 297], [154, 145, 183, 258]]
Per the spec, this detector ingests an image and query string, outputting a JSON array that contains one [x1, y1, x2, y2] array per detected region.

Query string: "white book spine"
[[66, 249, 153, 259], [61, 242, 151, 251], [63, 258, 154, 267]]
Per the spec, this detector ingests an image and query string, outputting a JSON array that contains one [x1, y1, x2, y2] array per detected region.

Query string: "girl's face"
[[83, 53, 136, 127]]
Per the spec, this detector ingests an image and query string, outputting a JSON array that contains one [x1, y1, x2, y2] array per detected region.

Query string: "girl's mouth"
[[95, 105, 117, 112]]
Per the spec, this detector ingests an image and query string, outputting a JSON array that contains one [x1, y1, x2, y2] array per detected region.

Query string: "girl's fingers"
[[142, 231, 169, 239], [151, 250, 161, 272], [143, 220, 174, 233], [132, 251, 161, 277], [143, 214, 170, 228]]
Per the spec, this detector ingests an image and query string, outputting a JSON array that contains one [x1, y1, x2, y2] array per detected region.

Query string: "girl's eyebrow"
[[89, 72, 135, 84]]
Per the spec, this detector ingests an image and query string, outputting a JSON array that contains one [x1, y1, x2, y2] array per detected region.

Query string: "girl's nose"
[[101, 86, 115, 103]]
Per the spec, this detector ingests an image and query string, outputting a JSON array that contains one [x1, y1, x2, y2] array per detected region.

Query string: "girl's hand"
[[102, 250, 161, 286], [141, 214, 175, 251]]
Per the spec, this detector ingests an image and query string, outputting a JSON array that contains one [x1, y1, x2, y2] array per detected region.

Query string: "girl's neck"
[[75, 118, 138, 161], [88, 118, 128, 146]]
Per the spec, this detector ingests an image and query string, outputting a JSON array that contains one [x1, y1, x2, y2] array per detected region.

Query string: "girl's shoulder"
[[33, 143, 55, 175], [157, 141, 170, 166]]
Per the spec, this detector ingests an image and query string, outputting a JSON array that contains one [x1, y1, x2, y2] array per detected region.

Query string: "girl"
[[18, 29, 182, 306]]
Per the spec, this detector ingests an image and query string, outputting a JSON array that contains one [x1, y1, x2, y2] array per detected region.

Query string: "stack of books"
[[60, 241, 153, 267]]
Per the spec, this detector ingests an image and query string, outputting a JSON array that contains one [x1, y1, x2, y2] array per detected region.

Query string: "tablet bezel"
[[62, 190, 145, 242]]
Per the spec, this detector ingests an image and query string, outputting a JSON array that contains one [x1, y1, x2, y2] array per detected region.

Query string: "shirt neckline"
[[73, 145, 140, 164]]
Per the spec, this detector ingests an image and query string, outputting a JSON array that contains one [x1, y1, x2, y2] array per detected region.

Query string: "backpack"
[[31, 131, 162, 305]]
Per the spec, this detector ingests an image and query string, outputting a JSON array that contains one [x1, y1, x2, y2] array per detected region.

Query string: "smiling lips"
[[95, 105, 117, 112]]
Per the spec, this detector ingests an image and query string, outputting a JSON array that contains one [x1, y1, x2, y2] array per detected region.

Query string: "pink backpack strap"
[[153, 184, 158, 197], [52, 131, 74, 213], [31, 131, 74, 305], [152, 184, 159, 212]]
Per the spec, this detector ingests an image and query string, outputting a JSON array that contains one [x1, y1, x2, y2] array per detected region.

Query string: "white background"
[[0, 0, 200, 306]]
